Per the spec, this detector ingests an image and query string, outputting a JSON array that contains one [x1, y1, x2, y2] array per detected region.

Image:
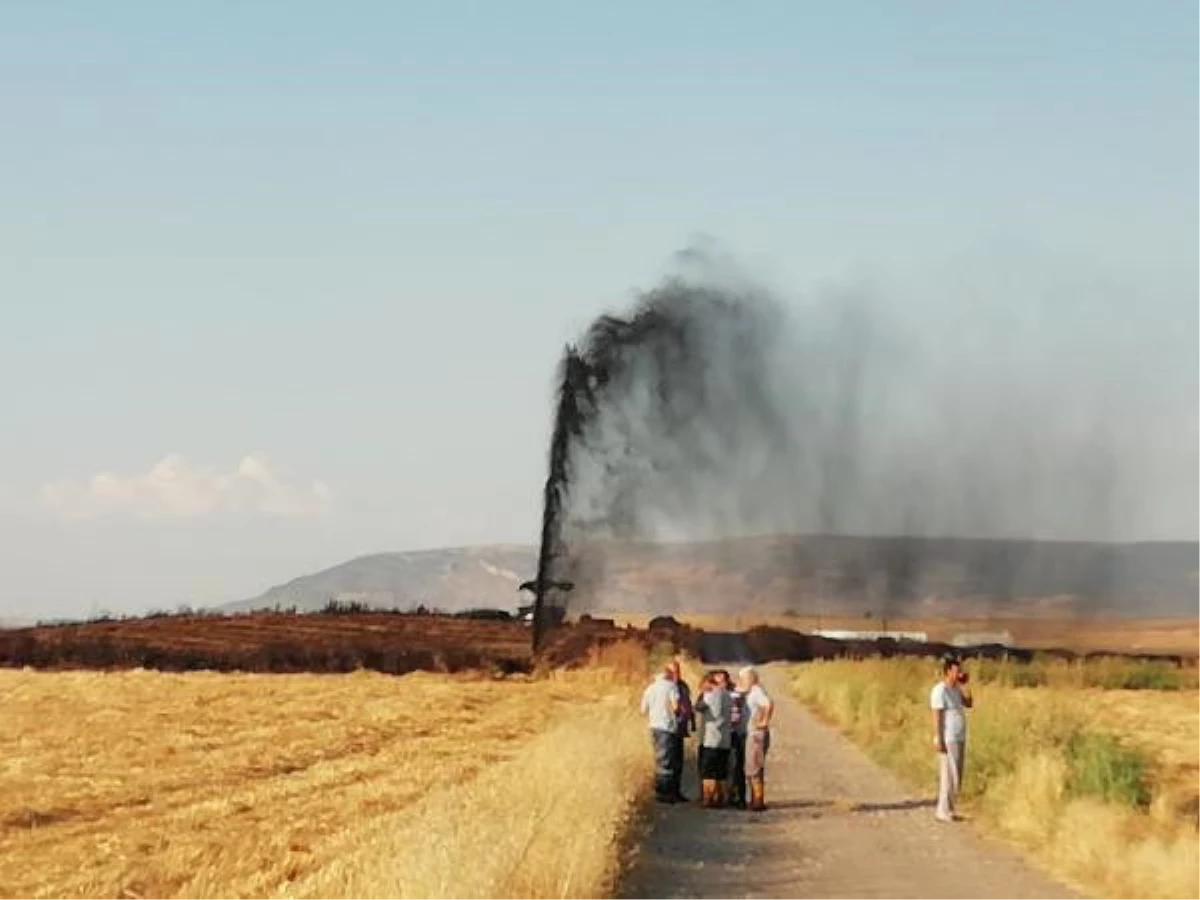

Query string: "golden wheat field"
[[1083, 689, 1200, 818], [0, 643, 653, 900]]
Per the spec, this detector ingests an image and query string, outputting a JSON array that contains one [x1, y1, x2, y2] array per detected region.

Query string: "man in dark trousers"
[[724, 669, 749, 808], [640, 662, 682, 803], [666, 658, 694, 802]]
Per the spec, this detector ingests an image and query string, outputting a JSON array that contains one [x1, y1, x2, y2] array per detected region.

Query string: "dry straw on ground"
[[0, 643, 654, 899], [785, 657, 1200, 900]]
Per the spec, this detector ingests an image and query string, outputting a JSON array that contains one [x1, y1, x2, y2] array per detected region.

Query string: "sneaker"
[[934, 812, 955, 823]]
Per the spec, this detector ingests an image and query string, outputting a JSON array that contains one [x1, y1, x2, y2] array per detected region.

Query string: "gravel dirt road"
[[619, 668, 1079, 899]]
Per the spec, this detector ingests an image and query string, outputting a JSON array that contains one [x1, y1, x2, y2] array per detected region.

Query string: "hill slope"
[[226, 545, 536, 613], [225, 536, 1198, 618]]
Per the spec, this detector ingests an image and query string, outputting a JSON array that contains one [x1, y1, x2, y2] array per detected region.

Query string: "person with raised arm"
[[930, 654, 974, 822]]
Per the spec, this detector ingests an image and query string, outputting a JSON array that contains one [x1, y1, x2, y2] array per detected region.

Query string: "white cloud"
[[40, 454, 333, 521]]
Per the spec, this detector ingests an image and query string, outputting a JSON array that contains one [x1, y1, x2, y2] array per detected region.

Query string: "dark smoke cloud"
[[530, 246, 1197, 637]]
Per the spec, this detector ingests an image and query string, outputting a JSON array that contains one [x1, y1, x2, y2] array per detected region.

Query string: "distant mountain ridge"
[[225, 545, 536, 614], [225, 536, 1199, 619]]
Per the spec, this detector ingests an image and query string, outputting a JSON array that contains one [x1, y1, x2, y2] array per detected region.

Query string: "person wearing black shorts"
[[694, 670, 732, 807]]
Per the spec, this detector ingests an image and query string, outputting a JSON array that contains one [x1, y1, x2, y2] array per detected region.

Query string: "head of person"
[[666, 660, 681, 681], [738, 666, 758, 691], [942, 655, 962, 684], [715, 669, 730, 688]]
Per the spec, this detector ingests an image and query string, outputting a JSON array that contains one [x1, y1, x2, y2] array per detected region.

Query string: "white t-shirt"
[[746, 683, 772, 730], [640, 675, 681, 733], [930, 681, 967, 743]]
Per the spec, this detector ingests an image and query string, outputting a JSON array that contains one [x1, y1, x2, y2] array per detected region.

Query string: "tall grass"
[[787, 658, 1199, 900], [972, 655, 1198, 691]]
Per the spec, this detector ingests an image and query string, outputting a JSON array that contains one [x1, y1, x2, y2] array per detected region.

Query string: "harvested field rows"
[[0, 652, 651, 899]]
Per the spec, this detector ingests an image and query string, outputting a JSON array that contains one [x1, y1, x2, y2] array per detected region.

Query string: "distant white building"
[[950, 631, 1014, 648], [811, 629, 928, 643]]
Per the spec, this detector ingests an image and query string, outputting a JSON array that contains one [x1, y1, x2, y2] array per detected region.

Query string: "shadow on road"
[[740, 797, 935, 815], [850, 798, 936, 813], [754, 799, 834, 812]]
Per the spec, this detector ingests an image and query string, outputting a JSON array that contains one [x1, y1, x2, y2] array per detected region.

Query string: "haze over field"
[[526, 252, 1200, 626], [226, 537, 1200, 621]]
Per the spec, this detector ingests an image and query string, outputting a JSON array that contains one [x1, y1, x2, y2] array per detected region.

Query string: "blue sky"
[[1, 1, 1196, 617]]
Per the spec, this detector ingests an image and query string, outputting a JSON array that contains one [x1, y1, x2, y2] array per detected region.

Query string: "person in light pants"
[[739, 666, 774, 811], [930, 654, 973, 822]]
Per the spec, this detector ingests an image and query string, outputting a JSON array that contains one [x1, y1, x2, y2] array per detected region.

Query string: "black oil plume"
[[530, 277, 785, 645], [529, 249, 1197, 647]]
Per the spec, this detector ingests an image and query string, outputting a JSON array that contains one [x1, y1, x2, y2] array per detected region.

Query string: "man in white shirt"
[[930, 654, 974, 822], [738, 666, 774, 811], [641, 663, 682, 803]]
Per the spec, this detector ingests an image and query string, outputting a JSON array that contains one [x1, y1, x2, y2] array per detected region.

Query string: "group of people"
[[641, 652, 976, 824], [640, 659, 774, 811]]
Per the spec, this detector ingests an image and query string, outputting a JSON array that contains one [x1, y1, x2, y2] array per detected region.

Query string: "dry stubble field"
[[7, 614, 1196, 900], [1, 642, 653, 900]]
